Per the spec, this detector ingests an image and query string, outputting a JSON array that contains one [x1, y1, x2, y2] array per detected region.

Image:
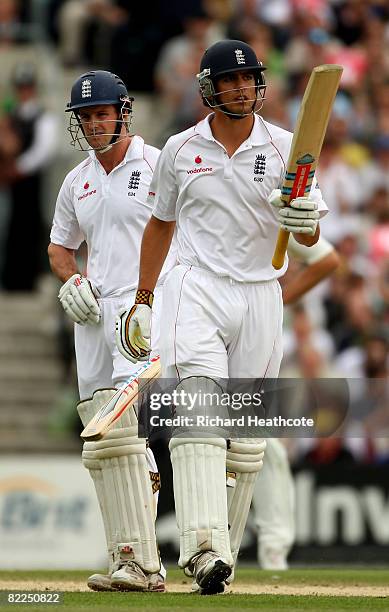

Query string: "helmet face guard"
[[68, 97, 133, 152], [65, 70, 134, 152], [197, 40, 266, 119], [197, 68, 266, 118]]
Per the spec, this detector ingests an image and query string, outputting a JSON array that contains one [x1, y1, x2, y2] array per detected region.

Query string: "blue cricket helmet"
[[66, 70, 129, 113]]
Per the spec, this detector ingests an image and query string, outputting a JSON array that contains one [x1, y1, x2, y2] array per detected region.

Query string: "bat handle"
[[272, 228, 290, 270]]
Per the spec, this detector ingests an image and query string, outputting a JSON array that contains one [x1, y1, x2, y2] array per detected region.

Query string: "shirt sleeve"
[[148, 141, 178, 222], [50, 174, 84, 249]]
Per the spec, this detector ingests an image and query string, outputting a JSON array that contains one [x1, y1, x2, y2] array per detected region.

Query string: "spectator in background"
[[366, 186, 389, 268], [325, 268, 375, 356], [284, 4, 335, 76], [300, 436, 357, 467], [315, 132, 362, 244], [57, 0, 112, 67], [228, 0, 291, 49], [154, 5, 220, 138], [360, 136, 389, 203], [337, 330, 388, 463], [282, 304, 335, 378], [203, 0, 233, 26], [363, 11, 389, 96], [0, 114, 19, 286], [372, 81, 389, 138], [247, 24, 286, 82], [0, 63, 58, 291], [0, 0, 23, 45], [377, 259, 389, 326]]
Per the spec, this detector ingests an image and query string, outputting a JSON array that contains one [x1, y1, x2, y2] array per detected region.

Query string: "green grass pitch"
[[1, 568, 388, 611]]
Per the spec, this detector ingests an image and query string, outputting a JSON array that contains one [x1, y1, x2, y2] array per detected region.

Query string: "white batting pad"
[[78, 390, 160, 574], [78, 390, 118, 572], [226, 438, 266, 576], [169, 437, 233, 568], [78, 389, 118, 426]]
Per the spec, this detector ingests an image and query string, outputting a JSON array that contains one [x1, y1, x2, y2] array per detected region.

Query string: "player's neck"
[[210, 112, 254, 157], [95, 135, 132, 174]]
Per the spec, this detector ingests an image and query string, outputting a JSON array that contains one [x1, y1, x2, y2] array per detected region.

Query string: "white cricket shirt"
[[151, 114, 328, 282], [51, 135, 176, 297]]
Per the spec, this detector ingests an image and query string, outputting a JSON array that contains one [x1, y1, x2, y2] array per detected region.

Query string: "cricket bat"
[[81, 355, 161, 440], [272, 64, 343, 270]]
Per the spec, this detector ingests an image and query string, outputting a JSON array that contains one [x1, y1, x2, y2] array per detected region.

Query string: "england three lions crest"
[[253, 154, 266, 182], [81, 79, 92, 98]]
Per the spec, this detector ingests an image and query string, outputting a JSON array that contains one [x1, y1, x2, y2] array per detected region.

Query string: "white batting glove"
[[115, 290, 154, 363], [59, 273, 101, 326], [269, 188, 319, 235]]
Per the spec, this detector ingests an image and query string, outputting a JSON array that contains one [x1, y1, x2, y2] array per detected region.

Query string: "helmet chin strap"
[[98, 114, 123, 152], [214, 96, 258, 120], [218, 105, 253, 120], [97, 143, 113, 154]]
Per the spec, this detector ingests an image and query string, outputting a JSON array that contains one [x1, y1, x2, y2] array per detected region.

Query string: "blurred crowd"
[[0, 0, 387, 462]]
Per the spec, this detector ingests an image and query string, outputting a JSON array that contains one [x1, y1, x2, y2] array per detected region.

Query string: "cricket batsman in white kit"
[[116, 40, 329, 594], [48, 71, 176, 592]]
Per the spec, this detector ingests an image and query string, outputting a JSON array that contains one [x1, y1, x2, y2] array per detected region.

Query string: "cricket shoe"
[[87, 572, 117, 592], [259, 545, 288, 570], [147, 571, 166, 592], [191, 579, 226, 595], [190, 551, 232, 595], [87, 570, 166, 592], [111, 562, 166, 592]]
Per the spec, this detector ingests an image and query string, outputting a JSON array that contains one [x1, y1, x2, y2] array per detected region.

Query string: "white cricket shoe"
[[147, 571, 166, 592], [259, 545, 289, 570], [87, 572, 117, 592], [190, 551, 232, 595], [88, 569, 165, 592], [110, 562, 149, 591]]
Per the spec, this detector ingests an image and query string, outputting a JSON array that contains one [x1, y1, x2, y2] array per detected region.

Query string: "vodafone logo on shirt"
[[187, 167, 213, 175], [78, 181, 97, 201], [186, 155, 213, 174]]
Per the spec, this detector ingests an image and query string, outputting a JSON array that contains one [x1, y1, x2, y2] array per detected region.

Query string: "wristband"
[[135, 289, 154, 307]]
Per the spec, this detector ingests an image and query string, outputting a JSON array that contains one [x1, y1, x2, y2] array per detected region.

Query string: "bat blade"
[[80, 356, 161, 440], [272, 64, 343, 270]]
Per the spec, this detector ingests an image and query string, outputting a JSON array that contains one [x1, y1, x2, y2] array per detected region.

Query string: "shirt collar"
[[195, 113, 271, 147]]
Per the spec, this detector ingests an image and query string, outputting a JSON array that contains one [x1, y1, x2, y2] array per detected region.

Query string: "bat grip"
[[272, 228, 290, 270]]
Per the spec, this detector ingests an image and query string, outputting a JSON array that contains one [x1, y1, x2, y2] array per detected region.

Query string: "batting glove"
[[115, 290, 154, 363], [269, 188, 319, 235], [59, 273, 101, 325]]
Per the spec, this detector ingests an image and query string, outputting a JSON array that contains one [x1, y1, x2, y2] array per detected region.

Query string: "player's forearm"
[[283, 250, 340, 305], [138, 215, 176, 292], [294, 224, 320, 247], [48, 243, 78, 283]]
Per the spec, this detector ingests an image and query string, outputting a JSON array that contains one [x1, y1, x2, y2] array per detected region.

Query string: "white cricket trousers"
[[74, 286, 162, 401], [159, 265, 283, 380]]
